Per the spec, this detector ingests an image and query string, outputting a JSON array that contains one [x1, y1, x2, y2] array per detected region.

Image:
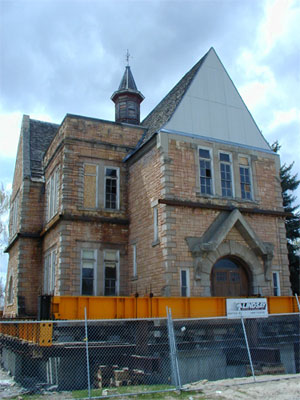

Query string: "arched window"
[[211, 257, 250, 297]]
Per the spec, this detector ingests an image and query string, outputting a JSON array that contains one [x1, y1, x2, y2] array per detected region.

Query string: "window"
[[272, 272, 281, 296], [239, 157, 252, 200], [199, 148, 213, 195], [46, 167, 60, 221], [81, 249, 96, 295], [7, 276, 13, 304], [83, 164, 98, 208], [132, 244, 137, 278], [219, 152, 233, 197], [10, 194, 19, 237], [180, 269, 190, 297], [44, 249, 56, 295], [153, 206, 158, 242], [105, 167, 119, 210], [104, 250, 119, 296]]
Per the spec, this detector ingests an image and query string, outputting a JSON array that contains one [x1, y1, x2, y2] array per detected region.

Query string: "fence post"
[[166, 307, 181, 390], [84, 307, 91, 399], [295, 294, 300, 312], [240, 315, 256, 382]]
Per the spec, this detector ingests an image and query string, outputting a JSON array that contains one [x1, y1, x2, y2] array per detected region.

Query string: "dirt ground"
[[185, 373, 300, 399], [1, 367, 299, 399]]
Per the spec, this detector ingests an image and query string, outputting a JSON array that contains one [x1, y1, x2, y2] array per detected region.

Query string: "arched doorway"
[[211, 257, 250, 297]]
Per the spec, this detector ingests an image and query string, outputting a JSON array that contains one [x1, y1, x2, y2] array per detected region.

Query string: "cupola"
[[111, 59, 144, 125]]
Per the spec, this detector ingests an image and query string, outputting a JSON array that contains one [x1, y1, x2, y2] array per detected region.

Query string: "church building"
[[4, 48, 291, 318]]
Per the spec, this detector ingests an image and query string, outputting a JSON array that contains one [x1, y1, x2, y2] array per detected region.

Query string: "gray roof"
[[111, 65, 144, 102], [119, 66, 138, 91], [29, 119, 59, 179], [138, 49, 210, 149]]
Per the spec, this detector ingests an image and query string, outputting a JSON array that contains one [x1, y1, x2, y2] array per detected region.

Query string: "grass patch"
[[72, 385, 204, 399], [17, 384, 206, 399]]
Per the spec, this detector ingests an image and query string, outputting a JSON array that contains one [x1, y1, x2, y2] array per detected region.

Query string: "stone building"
[[4, 48, 291, 318]]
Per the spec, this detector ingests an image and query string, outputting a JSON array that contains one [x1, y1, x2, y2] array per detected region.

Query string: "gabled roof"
[[139, 49, 210, 148], [135, 47, 271, 155], [28, 118, 59, 179]]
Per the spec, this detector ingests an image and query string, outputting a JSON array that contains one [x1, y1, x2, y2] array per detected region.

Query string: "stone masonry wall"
[[152, 134, 290, 296], [128, 145, 166, 296]]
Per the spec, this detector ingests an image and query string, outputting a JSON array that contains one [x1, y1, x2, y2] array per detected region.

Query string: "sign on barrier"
[[226, 298, 268, 319]]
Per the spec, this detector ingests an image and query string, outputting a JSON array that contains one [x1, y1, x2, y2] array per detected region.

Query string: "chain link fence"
[[0, 311, 299, 398]]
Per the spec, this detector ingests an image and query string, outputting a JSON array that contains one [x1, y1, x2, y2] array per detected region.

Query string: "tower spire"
[[111, 53, 144, 125]]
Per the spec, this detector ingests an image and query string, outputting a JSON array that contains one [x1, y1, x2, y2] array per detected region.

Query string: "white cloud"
[[259, 0, 294, 54], [268, 108, 300, 131], [0, 111, 22, 158]]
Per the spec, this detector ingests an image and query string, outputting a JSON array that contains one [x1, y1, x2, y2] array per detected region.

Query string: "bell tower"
[[111, 52, 144, 125]]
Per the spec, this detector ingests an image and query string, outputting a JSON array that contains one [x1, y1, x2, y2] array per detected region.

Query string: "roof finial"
[[126, 49, 131, 66]]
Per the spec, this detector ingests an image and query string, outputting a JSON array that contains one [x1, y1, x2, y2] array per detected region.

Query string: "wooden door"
[[211, 258, 249, 297]]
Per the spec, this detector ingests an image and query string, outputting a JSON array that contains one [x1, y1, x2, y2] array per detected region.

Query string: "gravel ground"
[[1, 367, 299, 399]]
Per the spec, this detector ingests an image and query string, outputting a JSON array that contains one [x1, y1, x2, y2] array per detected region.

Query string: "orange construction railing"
[[51, 296, 299, 320]]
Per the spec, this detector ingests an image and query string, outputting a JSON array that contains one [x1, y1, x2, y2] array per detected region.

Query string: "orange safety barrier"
[[51, 295, 299, 320]]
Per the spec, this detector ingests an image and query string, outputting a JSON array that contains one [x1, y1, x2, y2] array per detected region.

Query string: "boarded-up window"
[[83, 164, 97, 208]]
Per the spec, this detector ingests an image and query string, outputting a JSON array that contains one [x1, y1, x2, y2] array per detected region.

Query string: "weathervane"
[[126, 49, 131, 66]]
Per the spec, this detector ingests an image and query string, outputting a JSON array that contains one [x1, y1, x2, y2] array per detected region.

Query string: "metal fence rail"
[[0, 312, 299, 398]]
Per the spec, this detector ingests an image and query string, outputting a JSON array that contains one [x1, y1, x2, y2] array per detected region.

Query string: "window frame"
[[103, 249, 120, 296], [43, 248, 56, 295], [7, 275, 14, 305], [219, 151, 234, 198], [153, 206, 159, 242], [180, 269, 190, 297], [239, 155, 253, 201], [46, 166, 60, 221], [10, 194, 19, 237], [132, 244, 137, 278], [104, 166, 120, 210], [272, 271, 281, 296], [198, 146, 214, 196], [80, 249, 97, 296]]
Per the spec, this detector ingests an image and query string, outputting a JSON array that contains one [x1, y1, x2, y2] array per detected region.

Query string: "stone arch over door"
[[194, 241, 264, 296], [186, 209, 274, 296]]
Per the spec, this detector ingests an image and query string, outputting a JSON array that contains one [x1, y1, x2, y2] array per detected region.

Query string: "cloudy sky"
[[0, 0, 299, 279]]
